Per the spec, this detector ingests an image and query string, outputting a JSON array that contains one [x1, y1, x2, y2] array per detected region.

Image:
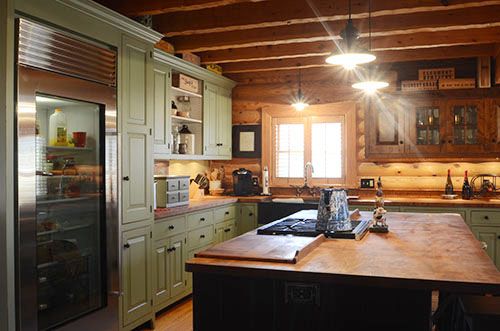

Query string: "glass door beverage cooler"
[[16, 19, 119, 330]]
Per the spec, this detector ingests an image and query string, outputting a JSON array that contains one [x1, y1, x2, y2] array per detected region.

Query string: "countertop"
[[186, 210, 500, 293], [155, 194, 500, 220]]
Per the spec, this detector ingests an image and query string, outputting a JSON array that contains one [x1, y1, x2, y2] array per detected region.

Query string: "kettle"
[[316, 188, 351, 232]]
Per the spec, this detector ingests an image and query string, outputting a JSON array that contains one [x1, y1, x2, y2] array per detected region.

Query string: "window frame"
[[262, 102, 357, 188]]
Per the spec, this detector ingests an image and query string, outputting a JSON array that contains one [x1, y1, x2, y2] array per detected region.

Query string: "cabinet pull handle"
[[249, 213, 254, 216], [171, 247, 176, 251], [169, 225, 175, 230], [200, 218, 205, 221], [200, 234, 205, 239], [484, 216, 489, 220], [124, 243, 130, 249], [123, 176, 130, 181], [224, 228, 231, 233], [167, 248, 172, 252], [225, 211, 230, 215], [399, 141, 403, 145]]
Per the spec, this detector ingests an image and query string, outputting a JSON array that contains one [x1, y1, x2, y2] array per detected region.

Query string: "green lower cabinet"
[[471, 226, 500, 270], [237, 203, 258, 236], [215, 219, 236, 243], [152, 233, 187, 308], [400, 206, 467, 221], [122, 226, 153, 326]]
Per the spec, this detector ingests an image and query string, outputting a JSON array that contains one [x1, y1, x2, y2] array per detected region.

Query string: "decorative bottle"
[[461, 170, 473, 200], [445, 169, 454, 195]]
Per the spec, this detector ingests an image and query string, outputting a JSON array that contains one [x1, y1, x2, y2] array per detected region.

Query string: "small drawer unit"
[[154, 215, 186, 238], [470, 210, 500, 226], [155, 175, 190, 208], [187, 210, 214, 230], [188, 225, 214, 250], [214, 205, 236, 222]]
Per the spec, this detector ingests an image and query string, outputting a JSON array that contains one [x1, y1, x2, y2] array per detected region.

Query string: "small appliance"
[[232, 168, 253, 196]]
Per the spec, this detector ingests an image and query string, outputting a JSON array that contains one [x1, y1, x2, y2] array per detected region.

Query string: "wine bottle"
[[461, 170, 473, 200], [445, 169, 454, 195]]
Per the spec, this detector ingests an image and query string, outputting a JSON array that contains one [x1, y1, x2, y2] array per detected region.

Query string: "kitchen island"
[[186, 210, 500, 331]]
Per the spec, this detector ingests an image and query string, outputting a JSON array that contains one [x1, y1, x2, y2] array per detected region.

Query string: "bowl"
[[176, 111, 190, 118]]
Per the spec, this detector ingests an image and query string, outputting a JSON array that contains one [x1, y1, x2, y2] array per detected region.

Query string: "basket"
[[401, 80, 438, 91], [418, 67, 455, 81]]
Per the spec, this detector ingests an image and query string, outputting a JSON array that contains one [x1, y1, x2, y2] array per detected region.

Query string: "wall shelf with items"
[[171, 86, 203, 99], [171, 115, 202, 124]]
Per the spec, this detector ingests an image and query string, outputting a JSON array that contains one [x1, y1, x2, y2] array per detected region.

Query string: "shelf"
[[37, 196, 95, 205], [46, 146, 93, 152], [171, 115, 203, 124], [37, 223, 93, 237], [171, 86, 203, 98]]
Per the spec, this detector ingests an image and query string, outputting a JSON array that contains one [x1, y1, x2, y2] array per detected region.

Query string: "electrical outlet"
[[360, 178, 375, 188]]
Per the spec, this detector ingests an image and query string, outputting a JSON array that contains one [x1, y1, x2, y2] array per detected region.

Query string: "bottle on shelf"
[[445, 169, 454, 195], [461, 170, 473, 200], [48, 108, 68, 146]]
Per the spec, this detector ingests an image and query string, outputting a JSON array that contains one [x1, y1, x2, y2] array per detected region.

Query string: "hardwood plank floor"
[[139, 296, 193, 331]]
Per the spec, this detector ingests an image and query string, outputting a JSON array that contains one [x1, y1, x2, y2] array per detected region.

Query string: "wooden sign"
[[172, 73, 199, 94], [477, 56, 491, 88]]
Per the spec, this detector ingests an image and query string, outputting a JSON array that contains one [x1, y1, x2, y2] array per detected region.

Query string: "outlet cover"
[[360, 178, 375, 188]]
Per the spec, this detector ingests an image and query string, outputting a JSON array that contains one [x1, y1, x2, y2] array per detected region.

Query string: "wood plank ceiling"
[[97, 0, 500, 83]]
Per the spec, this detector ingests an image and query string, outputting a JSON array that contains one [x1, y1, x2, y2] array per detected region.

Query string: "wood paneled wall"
[[216, 65, 500, 192]]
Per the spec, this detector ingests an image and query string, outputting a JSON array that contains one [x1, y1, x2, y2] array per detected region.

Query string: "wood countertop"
[[186, 210, 500, 294]]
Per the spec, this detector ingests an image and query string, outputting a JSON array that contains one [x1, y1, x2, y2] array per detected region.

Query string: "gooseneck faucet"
[[291, 162, 318, 197]]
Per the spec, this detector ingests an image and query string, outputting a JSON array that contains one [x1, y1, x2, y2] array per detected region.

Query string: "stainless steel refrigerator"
[[15, 18, 119, 330]]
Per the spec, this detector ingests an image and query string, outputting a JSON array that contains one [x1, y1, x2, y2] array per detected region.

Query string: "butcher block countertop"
[[187, 210, 500, 294]]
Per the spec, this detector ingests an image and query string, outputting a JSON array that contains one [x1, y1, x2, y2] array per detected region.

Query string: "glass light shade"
[[352, 81, 389, 93], [325, 52, 376, 69], [292, 101, 309, 111]]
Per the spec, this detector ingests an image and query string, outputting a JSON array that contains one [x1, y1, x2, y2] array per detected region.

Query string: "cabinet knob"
[[484, 216, 489, 220], [123, 176, 130, 181], [166, 248, 172, 252], [171, 246, 176, 251], [249, 213, 254, 217], [224, 228, 231, 233], [399, 141, 403, 145], [200, 218, 205, 221], [200, 234, 205, 239], [124, 243, 130, 249], [168, 225, 175, 230], [448, 140, 452, 144], [225, 211, 230, 215]]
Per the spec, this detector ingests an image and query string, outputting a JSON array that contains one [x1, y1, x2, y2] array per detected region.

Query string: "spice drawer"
[[214, 205, 236, 222], [154, 215, 186, 238], [470, 210, 500, 226], [187, 210, 214, 230], [188, 225, 214, 250]]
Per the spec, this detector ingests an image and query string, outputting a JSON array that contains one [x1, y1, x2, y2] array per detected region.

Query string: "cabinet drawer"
[[214, 205, 236, 222], [470, 210, 500, 225], [188, 225, 214, 249], [187, 210, 214, 229], [179, 178, 190, 191], [179, 191, 189, 202], [154, 216, 186, 238], [166, 179, 179, 191], [167, 192, 179, 204]]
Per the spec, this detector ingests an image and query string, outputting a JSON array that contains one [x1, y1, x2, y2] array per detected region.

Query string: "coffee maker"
[[232, 168, 254, 196]]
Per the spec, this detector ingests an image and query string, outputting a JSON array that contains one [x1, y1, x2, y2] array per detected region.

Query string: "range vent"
[[18, 19, 116, 87]]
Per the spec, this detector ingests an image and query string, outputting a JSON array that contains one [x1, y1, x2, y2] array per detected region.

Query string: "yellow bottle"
[[49, 108, 68, 146]]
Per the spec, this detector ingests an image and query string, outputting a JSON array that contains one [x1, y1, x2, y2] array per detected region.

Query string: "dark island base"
[[192, 273, 432, 331]]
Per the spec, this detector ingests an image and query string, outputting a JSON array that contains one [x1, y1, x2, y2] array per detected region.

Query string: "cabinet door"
[[122, 227, 152, 326], [223, 221, 236, 241], [407, 100, 445, 155], [203, 82, 219, 156], [121, 35, 153, 224], [218, 87, 232, 157], [237, 204, 257, 235], [443, 99, 485, 154], [153, 61, 171, 155], [214, 222, 226, 244], [365, 98, 406, 157], [471, 226, 500, 270], [152, 238, 170, 306], [169, 233, 187, 298]]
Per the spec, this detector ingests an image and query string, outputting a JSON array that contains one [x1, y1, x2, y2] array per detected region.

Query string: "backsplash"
[[154, 160, 210, 179]]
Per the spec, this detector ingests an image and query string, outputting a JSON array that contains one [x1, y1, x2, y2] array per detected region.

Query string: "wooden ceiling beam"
[[221, 44, 496, 74], [154, 0, 500, 37], [198, 27, 500, 66], [171, 6, 500, 53], [95, 0, 266, 16]]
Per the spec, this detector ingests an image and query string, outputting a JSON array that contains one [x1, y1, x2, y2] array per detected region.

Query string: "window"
[[263, 103, 357, 187]]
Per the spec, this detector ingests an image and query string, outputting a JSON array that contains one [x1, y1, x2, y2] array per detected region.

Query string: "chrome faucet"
[[291, 162, 318, 197]]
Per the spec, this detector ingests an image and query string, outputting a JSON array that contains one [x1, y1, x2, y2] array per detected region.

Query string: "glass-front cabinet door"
[[407, 100, 444, 155], [443, 99, 485, 154]]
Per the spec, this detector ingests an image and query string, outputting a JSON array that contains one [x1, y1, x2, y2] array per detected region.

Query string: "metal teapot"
[[316, 188, 351, 232]]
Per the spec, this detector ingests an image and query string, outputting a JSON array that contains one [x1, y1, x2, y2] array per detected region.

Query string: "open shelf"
[[37, 222, 93, 237], [171, 115, 202, 124], [46, 146, 93, 152], [171, 86, 203, 98], [37, 196, 95, 205]]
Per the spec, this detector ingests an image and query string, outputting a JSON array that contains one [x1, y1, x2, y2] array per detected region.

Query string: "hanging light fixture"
[[352, 0, 388, 93], [325, 0, 375, 70], [291, 69, 309, 111]]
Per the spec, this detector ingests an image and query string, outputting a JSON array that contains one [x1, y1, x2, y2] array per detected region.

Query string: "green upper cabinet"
[[122, 226, 153, 326], [153, 60, 172, 156], [204, 82, 232, 159], [121, 35, 153, 224]]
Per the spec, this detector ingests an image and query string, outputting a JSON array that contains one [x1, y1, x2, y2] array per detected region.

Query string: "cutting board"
[[195, 232, 324, 264]]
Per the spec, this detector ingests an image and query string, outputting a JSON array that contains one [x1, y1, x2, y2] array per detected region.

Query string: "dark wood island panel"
[[186, 211, 500, 330]]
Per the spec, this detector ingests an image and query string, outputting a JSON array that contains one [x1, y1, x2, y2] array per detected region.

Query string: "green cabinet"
[[122, 226, 152, 326], [152, 61, 172, 155], [121, 34, 154, 224], [153, 233, 187, 307], [203, 82, 232, 159], [215, 220, 236, 243], [237, 203, 258, 235], [471, 226, 500, 270]]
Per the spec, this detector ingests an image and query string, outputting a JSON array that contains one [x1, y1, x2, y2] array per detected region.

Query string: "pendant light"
[[352, 0, 388, 93], [292, 69, 309, 111], [325, 0, 375, 70]]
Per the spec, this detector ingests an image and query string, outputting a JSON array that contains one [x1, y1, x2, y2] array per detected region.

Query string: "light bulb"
[[325, 53, 376, 69], [292, 101, 309, 111], [352, 81, 389, 94]]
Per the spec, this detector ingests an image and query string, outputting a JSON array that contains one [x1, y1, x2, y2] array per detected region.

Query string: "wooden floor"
[[138, 292, 439, 330], [139, 297, 193, 331]]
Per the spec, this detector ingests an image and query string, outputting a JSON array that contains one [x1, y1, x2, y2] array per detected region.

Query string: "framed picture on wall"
[[232, 125, 261, 158]]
